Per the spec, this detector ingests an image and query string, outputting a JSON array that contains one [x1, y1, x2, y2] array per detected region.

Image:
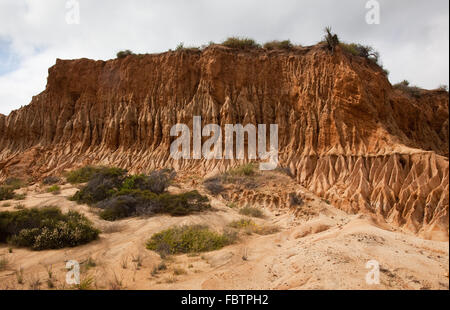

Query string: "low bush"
[[228, 218, 256, 230], [221, 37, 260, 49], [71, 167, 128, 204], [263, 40, 293, 50], [288, 193, 304, 206], [203, 177, 226, 195], [42, 176, 61, 185], [116, 50, 134, 58], [340, 43, 380, 63], [121, 169, 175, 194], [97, 190, 210, 221], [393, 80, 422, 98], [0, 187, 15, 201], [146, 225, 235, 256], [228, 218, 279, 235], [239, 206, 264, 218], [0, 207, 99, 250], [4, 178, 26, 190]]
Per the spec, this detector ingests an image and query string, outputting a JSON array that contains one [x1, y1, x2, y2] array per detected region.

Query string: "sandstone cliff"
[[0, 44, 448, 240]]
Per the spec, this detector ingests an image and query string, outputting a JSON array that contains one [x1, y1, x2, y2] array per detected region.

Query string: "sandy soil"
[[0, 173, 448, 290]]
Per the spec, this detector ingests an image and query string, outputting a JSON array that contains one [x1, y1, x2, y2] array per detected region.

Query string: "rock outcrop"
[[0, 44, 448, 240]]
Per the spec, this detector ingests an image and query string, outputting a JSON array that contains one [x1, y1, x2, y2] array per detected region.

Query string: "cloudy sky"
[[0, 0, 448, 115]]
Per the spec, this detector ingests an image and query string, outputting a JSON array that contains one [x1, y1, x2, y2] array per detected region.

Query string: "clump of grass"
[[202, 163, 258, 196], [14, 204, 25, 210], [228, 163, 256, 177], [15, 267, 24, 284], [13, 193, 26, 200], [0, 207, 99, 250], [102, 222, 124, 234], [146, 225, 235, 256], [173, 267, 187, 276], [263, 40, 293, 50], [151, 262, 167, 276], [81, 257, 97, 273], [131, 254, 143, 269], [227, 202, 237, 209], [221, 37, 260, 49], [228, 219, 279, 235], [108, 273, 123, 290], [47, 185, 61, 195], [239, 206, 264, 218], [2, 202, 11, 208], [76, 275, 95, 290], [228, 218, 256, 230], [29, 276, 41, 290], [0, 256, 10, 271]]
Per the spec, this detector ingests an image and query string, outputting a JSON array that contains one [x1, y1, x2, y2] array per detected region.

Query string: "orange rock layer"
[[0, 44, 448, 239]]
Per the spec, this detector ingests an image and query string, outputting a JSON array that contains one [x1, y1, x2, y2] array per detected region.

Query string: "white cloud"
[[0, 0, 448, 115]]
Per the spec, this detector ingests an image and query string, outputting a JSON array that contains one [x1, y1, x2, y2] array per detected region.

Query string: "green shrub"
[[47, 185, 61, 195], [263, 40, 293, 50], [0, 207, 99, 250], [393, 80, 422, 98], [121, 169, 175, 194], [340, 42, 380, 64], [239, 206, 264, 218], [97, 190, 210, 221], [0, 187, 15, 201], [203, 177, 226, 195], [228, 218, 256, 229], [146, 225, 234, 255], [66, 166, 104, 184], [116, 50, 134, 58], [71, 167, 127, 204], [228, 219, 279, 235], [221, 37, 260, 49]]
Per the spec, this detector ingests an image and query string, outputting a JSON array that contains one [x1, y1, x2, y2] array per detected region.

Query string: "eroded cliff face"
[[0, 44, 448, 239]]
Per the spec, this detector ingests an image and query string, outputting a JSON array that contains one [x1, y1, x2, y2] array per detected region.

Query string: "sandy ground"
[[0, 173, 448, 290]]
